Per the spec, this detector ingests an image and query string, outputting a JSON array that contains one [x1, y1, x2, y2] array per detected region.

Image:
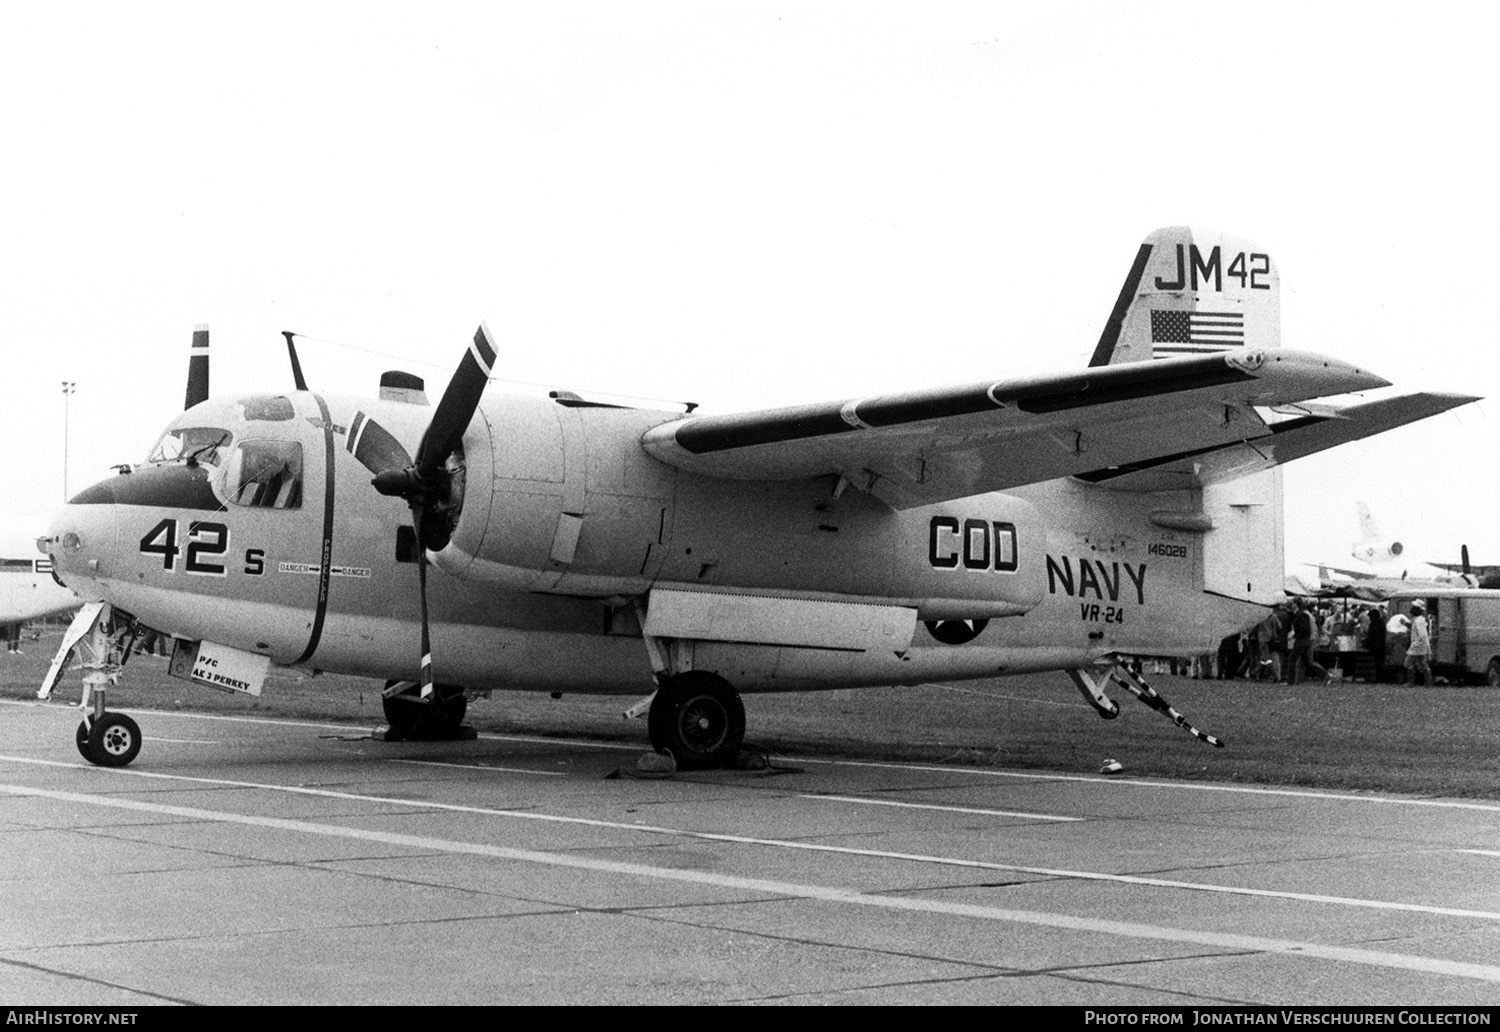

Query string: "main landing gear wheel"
[[382, 681, 469, 739], [1487, 659, 1500, 688], [648, 671, 746, 771], [75, 713, 142, 768]]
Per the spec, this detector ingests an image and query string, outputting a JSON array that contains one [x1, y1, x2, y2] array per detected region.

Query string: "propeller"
[[371, 323, 498, 694], [184, 324, 210, 408]]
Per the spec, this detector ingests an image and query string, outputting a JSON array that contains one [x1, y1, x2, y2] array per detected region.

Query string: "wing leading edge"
[[642, 349, 1420, 508]]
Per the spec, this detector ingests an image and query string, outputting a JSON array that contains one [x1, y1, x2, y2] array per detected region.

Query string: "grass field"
[[4, 628, 1499, 800]]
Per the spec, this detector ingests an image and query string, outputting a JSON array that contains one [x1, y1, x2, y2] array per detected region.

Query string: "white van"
[[1384, 588, 1500, 686]]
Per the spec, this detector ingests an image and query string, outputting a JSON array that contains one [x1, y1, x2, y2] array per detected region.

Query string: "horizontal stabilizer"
[[1076, 392, 1479, 492]]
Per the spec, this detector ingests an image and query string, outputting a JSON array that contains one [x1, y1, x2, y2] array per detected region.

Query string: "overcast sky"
[[2, 2, 1493, 573]]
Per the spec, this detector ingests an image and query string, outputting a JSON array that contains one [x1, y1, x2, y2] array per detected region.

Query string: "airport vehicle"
[[39, 227, 1477, 768], [1384, 588, 1500, 686]]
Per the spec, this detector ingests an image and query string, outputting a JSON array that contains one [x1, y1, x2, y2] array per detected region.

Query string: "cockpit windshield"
[[147, 427, 233, 467]]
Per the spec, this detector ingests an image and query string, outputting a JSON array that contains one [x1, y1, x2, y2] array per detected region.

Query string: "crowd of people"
[[1199, 598, 1433, 685]]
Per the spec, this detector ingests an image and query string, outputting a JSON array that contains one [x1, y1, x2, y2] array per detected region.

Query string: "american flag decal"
[[1150, 309, 1245, 354]]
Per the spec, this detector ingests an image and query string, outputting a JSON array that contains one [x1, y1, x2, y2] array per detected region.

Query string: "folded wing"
[[642, 349, 1455, 508], [1072, 392, 1478, 492]]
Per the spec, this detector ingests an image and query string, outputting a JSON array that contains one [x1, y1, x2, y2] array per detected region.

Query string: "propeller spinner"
[[371, 323, 498, 692]]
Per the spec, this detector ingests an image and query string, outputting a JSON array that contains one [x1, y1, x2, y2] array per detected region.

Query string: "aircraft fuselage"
[[49, 389, 1265, 696]]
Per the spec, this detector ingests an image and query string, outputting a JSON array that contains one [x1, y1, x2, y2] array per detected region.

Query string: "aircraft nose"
[[46, 490, 121, 603]]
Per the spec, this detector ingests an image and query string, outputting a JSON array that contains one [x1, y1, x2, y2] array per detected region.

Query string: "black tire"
[[1487, 659, 1500, 688], [84, 713, 141, 768], [75, 720, 91, 761], [647, 671, 745, 770], [382, 681, 468, 738]]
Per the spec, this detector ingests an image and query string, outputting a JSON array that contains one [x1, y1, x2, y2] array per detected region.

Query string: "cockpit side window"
[[226, 440, 304, 509], [148, 427, 233, 467]]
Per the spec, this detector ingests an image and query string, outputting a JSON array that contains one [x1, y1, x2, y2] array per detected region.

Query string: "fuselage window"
[[227, 440, 304, 509], [238, 395, 296, 421], [147, 427, 233, 467]]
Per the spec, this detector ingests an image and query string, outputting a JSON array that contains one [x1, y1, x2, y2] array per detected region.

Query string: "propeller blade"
[[416, 323, 496, 475], [184, 324, 210, 409], [417, 536, 434, 697], [1463, 544, 1472, 575]]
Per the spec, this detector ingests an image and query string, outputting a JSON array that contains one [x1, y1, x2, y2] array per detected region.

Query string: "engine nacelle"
[[1352, 538, 1402, 563], [433, 396, 674, 596], [432, 394, 1046, 619]]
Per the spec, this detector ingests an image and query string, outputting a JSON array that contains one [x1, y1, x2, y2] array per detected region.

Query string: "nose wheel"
[[75, 711, 142, 768]]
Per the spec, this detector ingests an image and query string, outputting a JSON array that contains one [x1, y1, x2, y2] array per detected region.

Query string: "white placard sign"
[[189, 640, 271, 697]]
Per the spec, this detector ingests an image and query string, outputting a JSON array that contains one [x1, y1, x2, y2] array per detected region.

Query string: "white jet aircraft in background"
[[0, 516, 78, 631], [1306, 502, 1494, 594]]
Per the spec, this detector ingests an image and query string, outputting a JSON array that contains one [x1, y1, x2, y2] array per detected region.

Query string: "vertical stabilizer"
[[1350, 501, 1402, 563], [1091, 227, 1281, 366]]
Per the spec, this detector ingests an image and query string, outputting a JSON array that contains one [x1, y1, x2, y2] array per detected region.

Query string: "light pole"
[[61, 381, 76, 501]]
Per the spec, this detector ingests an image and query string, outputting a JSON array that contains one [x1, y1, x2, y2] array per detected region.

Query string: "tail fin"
[[1090, 227, 1281, 366], [1356, 501, 1380, 541]]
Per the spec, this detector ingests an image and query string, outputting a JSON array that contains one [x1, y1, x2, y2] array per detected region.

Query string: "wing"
[[1309, 563, 1383, 581], [1427, 562, 1500, 577], [1072, 392, 1478, 492], [642, 349, 1455, 508]]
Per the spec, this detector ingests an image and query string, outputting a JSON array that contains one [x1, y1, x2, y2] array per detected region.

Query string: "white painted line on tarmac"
[[3, 779, 1499, 986], [2, 756, 1498, 927], [1, 698, 363, 734], [0, 699, 642, 751], [471, 733, 640, 752], [800, 757, 1500, 813], [143, 736, 222, 745], [800, 793, 1081, 823], [391, 758, 566, 777], [1460, 849, 1500, 859]]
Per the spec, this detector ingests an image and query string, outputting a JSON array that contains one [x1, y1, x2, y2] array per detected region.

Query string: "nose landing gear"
[[41, 601, 145, 768]]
